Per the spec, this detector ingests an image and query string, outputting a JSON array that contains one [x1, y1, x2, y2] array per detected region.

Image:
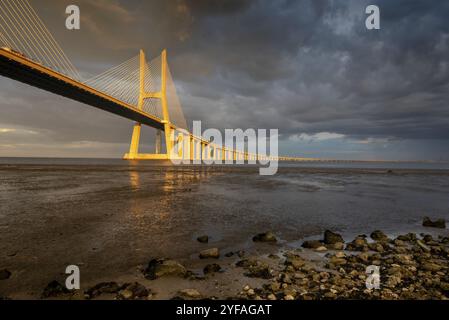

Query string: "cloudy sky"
[[1, 0, 448, 160]]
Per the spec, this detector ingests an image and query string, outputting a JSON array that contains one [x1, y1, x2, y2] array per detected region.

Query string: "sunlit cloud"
[[0, 127, 39, 135]]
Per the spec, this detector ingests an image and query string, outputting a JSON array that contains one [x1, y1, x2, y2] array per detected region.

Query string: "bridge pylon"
[[123, 49, 173, 160]]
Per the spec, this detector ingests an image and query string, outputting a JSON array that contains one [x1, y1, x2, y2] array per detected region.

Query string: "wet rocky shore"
[[2, 218, 447, 300]]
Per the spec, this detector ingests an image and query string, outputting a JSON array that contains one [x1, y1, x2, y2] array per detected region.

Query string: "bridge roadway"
[[0, 48, 165, 131]]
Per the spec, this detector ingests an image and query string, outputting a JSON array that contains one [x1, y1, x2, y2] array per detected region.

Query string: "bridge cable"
[[15, 0, 70, 76], [7, 0, 53, 69], [20, 0, 81, 80], [0, 0, 82, 80]]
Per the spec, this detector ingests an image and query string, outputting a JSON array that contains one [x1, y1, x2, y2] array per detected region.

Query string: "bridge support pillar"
[[124, 122, 141, 160]]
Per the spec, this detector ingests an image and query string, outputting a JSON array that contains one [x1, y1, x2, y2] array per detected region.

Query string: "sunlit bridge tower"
[[124, 49, 174, 160]]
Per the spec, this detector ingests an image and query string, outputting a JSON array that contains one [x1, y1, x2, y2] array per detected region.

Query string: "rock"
[[144, 259, 187, 280], [324, 292, 337, 299], [199, 248, 220, 259], [385, 275, 402, 288], [236, 258, 259, 268], [86, 282, 120, 298], [393, 239, 406, 247], [224, 252, 234, 257], [357, 252, 371, 263], [178, 289, 202, 300], [301, 240, 323, 249], [324, 230, 344, 244], [237, 250, 245, 258], [416, 240, 431, 252], [354, 235, 368, 246], [346, 235, 368, 251], [284, 294, 295, 300], [329, 257, 347, 266], [267, 293, 277, 300], [335, 251, 346, 258], [421, 262, 442, 272], [394, 254, 414, 265], [440, 282, 449, 291], [422, 217, 446, 229], [197, 235, 209, 243], [0, 269, 11, 280], [118, 289, 133, 300], [315, 246, 327, 252], [285, 256, 305, 269], [396, 233, 417, 241], [279, 273, 292, 284], [120, 282, 149, 300], [41, 280, 71, 298], [269, 282, 281, 291], [203, 263, 221, 274], [441, 237, 449, 244], [368, 242, 384, 252], [252, 231, 277, 243], [370, 230, 388, 241], [245, 262, 273, 279], [329, 242, 345, 250]]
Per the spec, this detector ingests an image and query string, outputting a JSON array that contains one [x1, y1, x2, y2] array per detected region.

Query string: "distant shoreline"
[[0, 156, 448, 164]]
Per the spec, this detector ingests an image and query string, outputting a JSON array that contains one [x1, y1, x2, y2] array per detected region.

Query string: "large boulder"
[[422, 217, 446, 229], [144, 259, 187, 280], [252, 231, 277, 243], [323, 230, 344, 244], [199, 248, 220, 259]]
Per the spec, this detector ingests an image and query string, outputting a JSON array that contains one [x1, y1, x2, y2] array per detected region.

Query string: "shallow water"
[[0, 158, 448, 296]]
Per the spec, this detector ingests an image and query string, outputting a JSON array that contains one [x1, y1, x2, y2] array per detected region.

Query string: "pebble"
[[199, 248, 220, 259]]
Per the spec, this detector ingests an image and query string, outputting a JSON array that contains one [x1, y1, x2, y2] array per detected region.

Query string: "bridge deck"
[[0, 49, 165, 131]]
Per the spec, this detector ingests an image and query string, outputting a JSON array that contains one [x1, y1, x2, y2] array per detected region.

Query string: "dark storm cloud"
[[1, 0, 449, 159], [174, 0, 449, 140]]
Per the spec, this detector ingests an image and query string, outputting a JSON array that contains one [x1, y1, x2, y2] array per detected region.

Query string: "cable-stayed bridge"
[[0, 0, 302, 162]]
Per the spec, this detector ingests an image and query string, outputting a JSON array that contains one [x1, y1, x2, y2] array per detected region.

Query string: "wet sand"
[[0, 159, 448, 299]]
